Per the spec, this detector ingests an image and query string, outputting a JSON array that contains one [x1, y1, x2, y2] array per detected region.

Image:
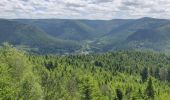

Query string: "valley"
[[1, 17, 170, 100], [1, 0, 170, 99], [0, 17, 167, 54]]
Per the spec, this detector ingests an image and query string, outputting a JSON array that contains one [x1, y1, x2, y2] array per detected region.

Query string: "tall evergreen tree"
[[116, 89, 123, 100], [145, 78, 155, 99], [154, 67, 160, 79], [141, 67, 149, 82], [167, 68, 170, 82]]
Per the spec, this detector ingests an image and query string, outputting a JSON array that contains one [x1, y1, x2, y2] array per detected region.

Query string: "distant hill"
[[95, 17, 170, 52], [14, 19, 131, 41], [14, 19, 95, 41], [108, 17, 169, 36], [127, 29, 165, 42], [0, 19, 81, 54], [1, 17, 170, 54], [120, 21, 170, 51]]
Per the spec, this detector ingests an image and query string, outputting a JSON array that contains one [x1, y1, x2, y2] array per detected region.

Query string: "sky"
[[0, 0, 170, 20]]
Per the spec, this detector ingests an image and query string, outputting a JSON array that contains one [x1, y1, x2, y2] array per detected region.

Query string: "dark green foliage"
[[141, 67, 149, 82], [145, 78, 155, 99], [167, 68, 170, 82], [81, 79, 92, 100], [116, 89, 123, 100], [154, 67, 160, 79]]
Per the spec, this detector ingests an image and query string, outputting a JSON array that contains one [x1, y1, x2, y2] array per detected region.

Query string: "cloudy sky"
[[0, 0, 170, 19]]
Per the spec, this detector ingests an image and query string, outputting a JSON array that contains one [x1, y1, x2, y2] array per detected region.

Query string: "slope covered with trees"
[[4, 17, 170, 54], [0, 44, 170, 100], [0, 19, 81, 54], [14, 19, 132, 41]]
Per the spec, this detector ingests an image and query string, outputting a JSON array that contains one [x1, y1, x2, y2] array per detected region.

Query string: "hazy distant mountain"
[[95, 17, 170, 52], [14, 19, 95, 41], [122, 21, 170, 51], [1, 17, 170, 54], [14, 19, 131, 41], [0, 19, 81, 54], [98, 17, 169, 43]]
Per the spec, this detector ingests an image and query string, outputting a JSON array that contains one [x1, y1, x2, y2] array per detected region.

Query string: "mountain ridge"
[[0, 19, 81, 54], [1, 17, 170, 54]]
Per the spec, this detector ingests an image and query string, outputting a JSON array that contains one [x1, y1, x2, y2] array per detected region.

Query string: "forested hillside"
[[0, 19, 81, 54], [14, 19, 131, 40], [95, 17, 170, 52], [13, 18, 170, 54], [0, 18, 168, 54], [1, 43, 170, 100]]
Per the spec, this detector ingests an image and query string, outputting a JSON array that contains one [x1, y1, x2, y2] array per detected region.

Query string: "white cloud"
[[0, 0, 170, 19]]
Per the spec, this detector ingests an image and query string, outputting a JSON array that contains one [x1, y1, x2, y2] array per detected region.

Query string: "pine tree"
[[141, 67, 148, 82], [145, 78, 155, 99], [116, 89, 123, 100], [80, 76, 101, 100], [167, 68, 170, 82], [154, 67, 160, 79], [82, 84, 91, 100]]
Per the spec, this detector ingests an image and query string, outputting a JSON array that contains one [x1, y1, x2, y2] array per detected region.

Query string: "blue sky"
[[0, 0, 170, 19]]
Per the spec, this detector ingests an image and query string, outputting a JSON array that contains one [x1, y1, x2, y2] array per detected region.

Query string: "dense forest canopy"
[[0, 43, 170, 100]]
